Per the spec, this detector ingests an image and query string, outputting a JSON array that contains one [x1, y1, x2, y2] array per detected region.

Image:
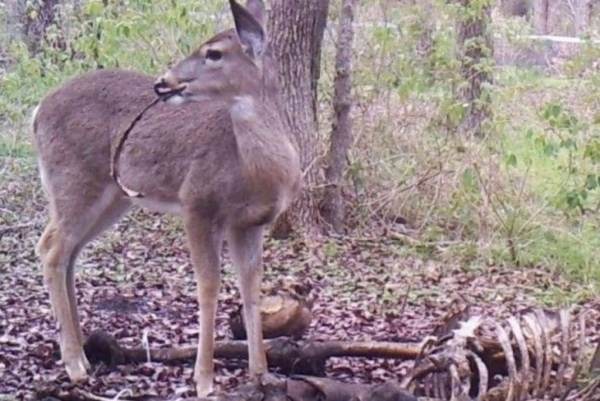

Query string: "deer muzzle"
[[154, 72, 188, 100]]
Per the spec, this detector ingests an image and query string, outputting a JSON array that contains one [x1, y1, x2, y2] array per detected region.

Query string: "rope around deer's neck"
[[110, 98, 161, 198]]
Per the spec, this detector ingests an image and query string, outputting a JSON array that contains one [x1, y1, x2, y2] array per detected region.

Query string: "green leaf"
[[560, 138, 577, 150], [118, 23, 130, 37], [85, 0, 104, 17], [565, 190, 584, 211], [544, 142, 557, 156], [584, 140, 600, 163], [525, 128, 535, 139], [585, 174, 599, 190], [462, 168, 478, 192], [542, 102, 562, 121], [505, 153, 517, 168]]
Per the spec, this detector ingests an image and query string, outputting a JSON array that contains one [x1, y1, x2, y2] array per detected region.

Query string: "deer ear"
[[245, 0, 265, 26], [230, 0, 265, 58]]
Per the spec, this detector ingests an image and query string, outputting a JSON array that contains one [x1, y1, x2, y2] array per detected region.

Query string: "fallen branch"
[[84, 332, 422, 376], [592, 341, 600, 373]]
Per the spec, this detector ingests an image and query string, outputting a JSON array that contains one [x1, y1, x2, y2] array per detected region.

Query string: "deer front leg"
[[228, 226, 268, 379], [184, 212, 223, 397]]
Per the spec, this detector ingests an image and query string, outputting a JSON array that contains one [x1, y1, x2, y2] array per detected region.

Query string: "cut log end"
[[230, 294, 312, 340]]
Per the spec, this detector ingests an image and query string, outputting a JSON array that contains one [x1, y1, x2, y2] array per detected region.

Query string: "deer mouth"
[[154, 83, 188, 102]]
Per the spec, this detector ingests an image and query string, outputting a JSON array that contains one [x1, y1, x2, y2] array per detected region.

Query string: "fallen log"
[[84, 331, 422, 376]]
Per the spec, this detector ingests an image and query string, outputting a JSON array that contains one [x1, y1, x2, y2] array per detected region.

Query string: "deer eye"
[[206, 49, 222, 62]]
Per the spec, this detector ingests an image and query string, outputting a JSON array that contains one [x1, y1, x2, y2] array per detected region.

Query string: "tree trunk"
[[456, 0, 493, 138], [573, 0, 592, 36], [532, 0, 550, 34], [499, 0, 529, 17], [21, 0, 60, 54], [322, 0, 356, 233], [267, 0, 330, 237]]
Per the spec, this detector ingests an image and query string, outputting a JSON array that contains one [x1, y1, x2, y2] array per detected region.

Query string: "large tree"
[[267, 0, 330, 237]]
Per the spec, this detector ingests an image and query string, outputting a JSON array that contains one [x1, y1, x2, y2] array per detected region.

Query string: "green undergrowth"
[[358, 68, 600, 300]]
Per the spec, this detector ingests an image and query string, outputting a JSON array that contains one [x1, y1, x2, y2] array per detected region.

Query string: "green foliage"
[[532, 101, 600, 215], [351, 1, 459, 103], [0, 0, 223, 126], [342, 1, 600, 295]]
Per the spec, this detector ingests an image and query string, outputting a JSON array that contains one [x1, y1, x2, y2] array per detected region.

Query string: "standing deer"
[[33, 0, 301, 396]]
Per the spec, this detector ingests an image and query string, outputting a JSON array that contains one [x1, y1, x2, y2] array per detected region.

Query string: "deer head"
[[154, 0, 267, 106]]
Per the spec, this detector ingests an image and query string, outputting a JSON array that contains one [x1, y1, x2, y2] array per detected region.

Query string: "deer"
[[33, 0, 301, 396]]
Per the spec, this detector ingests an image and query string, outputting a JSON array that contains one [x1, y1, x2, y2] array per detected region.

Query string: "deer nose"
[[154, 72, 182, 96]]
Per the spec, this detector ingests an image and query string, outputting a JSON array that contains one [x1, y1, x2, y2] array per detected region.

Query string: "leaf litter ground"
[[1, 160, 598, 400]]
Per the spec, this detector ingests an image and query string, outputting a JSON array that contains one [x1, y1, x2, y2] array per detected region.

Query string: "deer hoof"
[[65, 354, 90, 383], [195, 374, 215, 398]]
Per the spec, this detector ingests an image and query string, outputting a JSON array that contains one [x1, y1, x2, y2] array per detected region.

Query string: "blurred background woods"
[[1, 0, 599, 292]]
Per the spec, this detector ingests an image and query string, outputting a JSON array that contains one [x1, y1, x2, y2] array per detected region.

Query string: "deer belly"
[[131, 197, 182, 215]]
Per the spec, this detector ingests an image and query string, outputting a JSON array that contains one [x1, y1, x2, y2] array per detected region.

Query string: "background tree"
[[8, 0, 62, 54], [267, 0, 330, 237], [533, 0, 550, 34], [572, 0, 593, 36], [456, 0, 493, 138], [322, 0, 356, 233], [499, 0, 529, 17]]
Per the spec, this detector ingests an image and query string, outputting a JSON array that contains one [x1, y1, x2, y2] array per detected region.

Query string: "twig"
[[74, 388, 133, 401], [591, 341, 600, 373], [0, 222, 38, 237]]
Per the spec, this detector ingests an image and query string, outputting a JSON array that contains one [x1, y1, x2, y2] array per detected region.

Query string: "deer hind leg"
[[38, 184, 130, 382], [38, 221, 90, 382], [66, 195, 131, 346], [228, 225, 268, 380], [183, 211, 224, 397]]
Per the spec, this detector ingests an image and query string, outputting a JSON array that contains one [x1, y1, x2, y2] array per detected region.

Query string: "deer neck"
[[229, 95, 299, 193]]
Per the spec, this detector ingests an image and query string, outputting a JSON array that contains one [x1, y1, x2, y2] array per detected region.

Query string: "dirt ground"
[[1, 160, 599, 400]]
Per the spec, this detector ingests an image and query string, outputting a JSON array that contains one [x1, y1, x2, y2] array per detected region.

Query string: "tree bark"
[[499, 0, 529, 17], [456, 0, 493, 138], [20, 0, 60, 54], [84, 332, 423, 377], [322, 0, 356, 233], [573, 0, 593, 36], [267, 0, 330, 237], [532, 0, 550, 34]]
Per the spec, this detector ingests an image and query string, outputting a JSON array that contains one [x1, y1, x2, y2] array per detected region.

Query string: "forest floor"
[[1, 159, 599, 400]]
